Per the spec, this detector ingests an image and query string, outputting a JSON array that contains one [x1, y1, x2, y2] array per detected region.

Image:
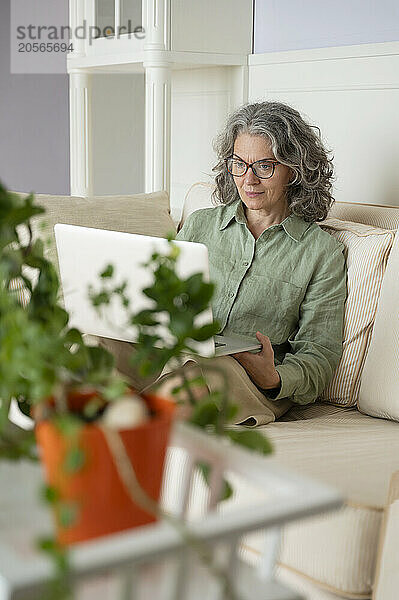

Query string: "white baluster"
[[69, 70, 93, 197], [257, 526, 281, 581], [175, 453, 194, 519], [117, 564, 138, 600]]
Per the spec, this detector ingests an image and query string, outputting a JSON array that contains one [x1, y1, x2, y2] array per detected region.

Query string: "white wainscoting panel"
[[171, 66, 248, 221], [248, 42, 399, 207]]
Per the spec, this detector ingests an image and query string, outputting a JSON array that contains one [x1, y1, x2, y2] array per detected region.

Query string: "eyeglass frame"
[[225, 155, 281, 179]]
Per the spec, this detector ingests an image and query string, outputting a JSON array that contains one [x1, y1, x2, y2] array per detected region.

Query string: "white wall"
[[91, 73, 145, 196], [254, 0, 399, 53], [249, 43, 399, 207]]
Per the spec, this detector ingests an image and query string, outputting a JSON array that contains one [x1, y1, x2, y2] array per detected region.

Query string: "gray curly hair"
[[212, 101, 334, 222]]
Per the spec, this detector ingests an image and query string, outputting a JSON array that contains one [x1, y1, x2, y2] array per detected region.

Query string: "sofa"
[[14, 184, 399, 600]]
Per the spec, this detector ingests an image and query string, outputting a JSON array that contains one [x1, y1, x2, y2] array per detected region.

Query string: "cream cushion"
[[240, 404, 399, 598], [15, 190, 176, 276], [243, 505, 381, 599], [358, 230, 399, 421], [318, 218, 395, 406], [264, 403, 399, 508]]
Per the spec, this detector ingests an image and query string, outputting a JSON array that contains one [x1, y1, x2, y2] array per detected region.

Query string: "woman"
[[174, 101, 347, 425]]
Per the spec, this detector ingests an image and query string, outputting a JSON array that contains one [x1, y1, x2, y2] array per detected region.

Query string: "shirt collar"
[[219, 200, 311, 242]]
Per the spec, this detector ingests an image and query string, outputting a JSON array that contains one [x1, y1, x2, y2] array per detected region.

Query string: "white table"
[[0, 422, 343, 599]]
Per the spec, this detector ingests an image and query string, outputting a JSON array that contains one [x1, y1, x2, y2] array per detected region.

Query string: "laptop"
[[54, 224, 262, 357]]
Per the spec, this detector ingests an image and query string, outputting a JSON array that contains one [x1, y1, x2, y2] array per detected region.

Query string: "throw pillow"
[[16, 190, 176, 275], [358, 230, 399, 420], [319, 218, 395, 406]]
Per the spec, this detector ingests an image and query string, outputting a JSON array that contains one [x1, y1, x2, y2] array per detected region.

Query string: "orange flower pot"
[[36, 393, 175, 546]]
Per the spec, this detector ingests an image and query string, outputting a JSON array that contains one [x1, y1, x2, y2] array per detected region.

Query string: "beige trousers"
[[97, 337, 292, 427]]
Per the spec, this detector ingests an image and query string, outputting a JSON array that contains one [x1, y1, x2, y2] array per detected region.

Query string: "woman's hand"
[[232, 331, 281, 391]]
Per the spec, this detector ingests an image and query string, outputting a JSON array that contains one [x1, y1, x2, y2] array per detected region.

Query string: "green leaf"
[[82, 398, 104, 420], [224, 430, 273, 455], [0, 397, 11, 432], [86, 345, 115, 375], [197, 462, 233, 501], [58, 502, 79, 528], [37, 536, 58, 553], [100, 264, 114, 278], [37, 535, 69, 575], [101, 378, 128, 402], [54, 414, 82, 438], [189, 399, 219, 428], [90, 290, 111, 307], [63, 446, 85, 474], [169, 311, 195, 338], [130, 309, 159, 327], [166, 231, 176, 243], [190, 322, 220, 342], [41, 484, 60, 505], [63, 328, 84, 347]]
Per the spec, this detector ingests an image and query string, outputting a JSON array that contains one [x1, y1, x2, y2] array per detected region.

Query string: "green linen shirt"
[[176, 200, 347, 405]]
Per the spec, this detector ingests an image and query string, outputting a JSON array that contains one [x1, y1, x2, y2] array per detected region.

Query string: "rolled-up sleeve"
[[267, 245, 347, 405]]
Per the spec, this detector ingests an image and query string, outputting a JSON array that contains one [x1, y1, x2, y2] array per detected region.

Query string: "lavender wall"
[[254, 0, 399, 54], [0, 0, 70, 195]]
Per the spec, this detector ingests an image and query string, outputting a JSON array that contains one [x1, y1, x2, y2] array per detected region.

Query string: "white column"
[[144, 0, 169, 51], [143, 1, 171, 194], [69, 70, 93, 197], [144, 62, 171, 194], [69, 0, 86, 58]]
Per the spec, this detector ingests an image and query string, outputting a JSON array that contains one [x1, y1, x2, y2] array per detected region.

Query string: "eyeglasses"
[[225, 156, 281, 179]]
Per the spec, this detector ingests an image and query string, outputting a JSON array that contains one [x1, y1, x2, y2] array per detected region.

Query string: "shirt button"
[[243, 261, 249, 267], [229, 292, 235, 298]]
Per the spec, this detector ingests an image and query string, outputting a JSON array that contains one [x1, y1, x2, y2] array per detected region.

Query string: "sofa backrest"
[[179, 181, 399, 231]]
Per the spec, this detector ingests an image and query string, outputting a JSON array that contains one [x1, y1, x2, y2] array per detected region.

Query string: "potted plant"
[[0, 181, 272, 596], [0, 182, 175, 548]]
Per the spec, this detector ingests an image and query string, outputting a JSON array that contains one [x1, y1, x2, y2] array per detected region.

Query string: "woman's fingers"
[[232, 332, 278, 389], [256, 331, 275, 359]]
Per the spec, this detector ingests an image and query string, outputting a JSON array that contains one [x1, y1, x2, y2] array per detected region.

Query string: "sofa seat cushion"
[[242, 504, 380, 599], [237, 405, 399, 598], [278, 504, 380, 599], [161, 405, 392, 598], [261, 403, 399, 508], [275, 563, 364, 600]]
